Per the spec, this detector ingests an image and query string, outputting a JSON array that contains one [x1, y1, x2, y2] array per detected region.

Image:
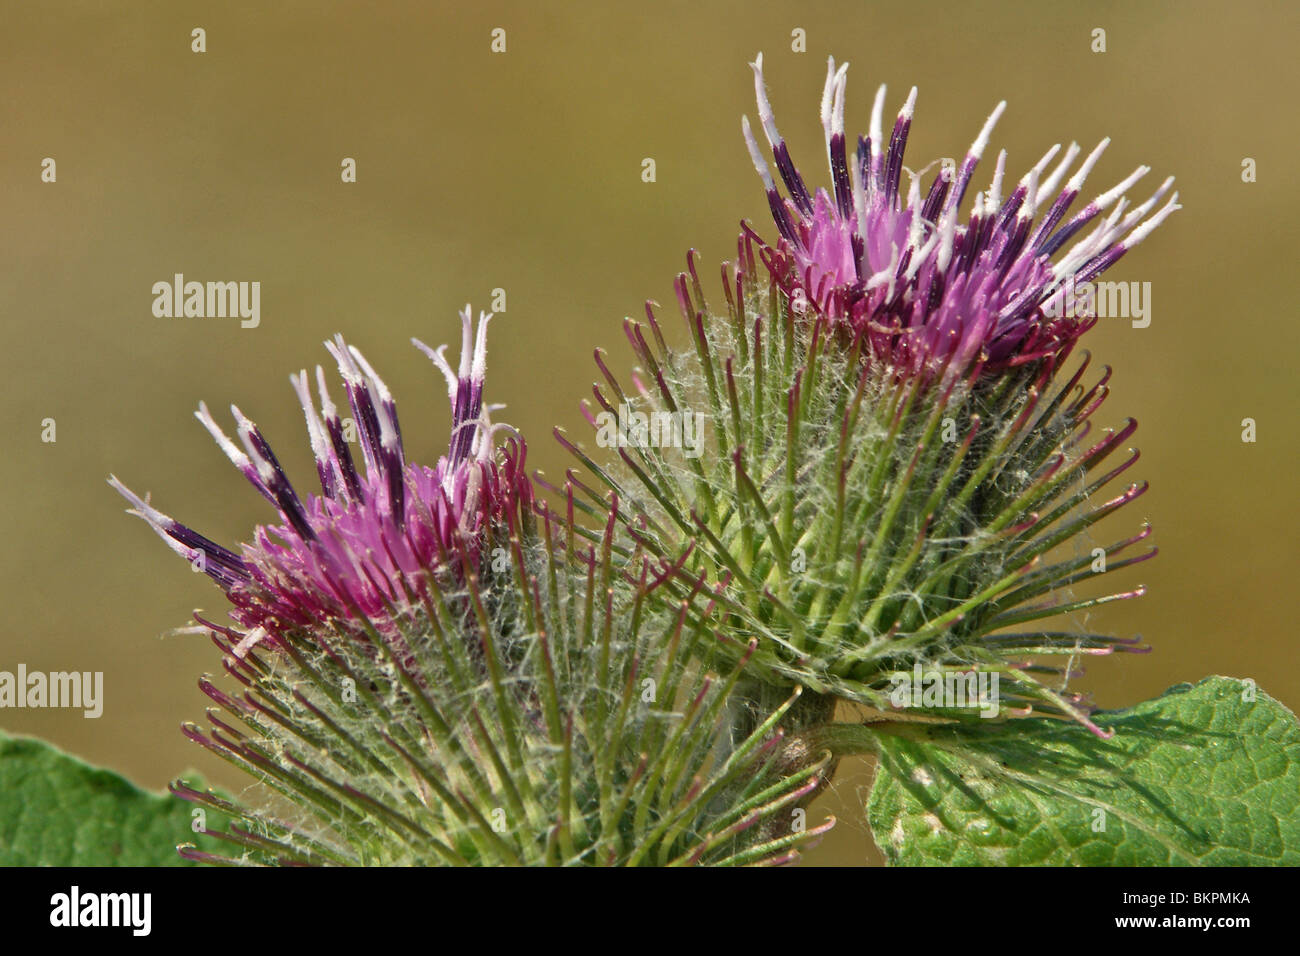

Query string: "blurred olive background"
[[2, 1, 1297, 866]]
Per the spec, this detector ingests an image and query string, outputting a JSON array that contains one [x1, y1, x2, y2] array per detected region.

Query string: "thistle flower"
[[111, 306, 829, 866], [110, 306, 528, 647], [742, 54, 1180, 378], [571, 250, 1156, 739], [563, 58, 1173, 740]]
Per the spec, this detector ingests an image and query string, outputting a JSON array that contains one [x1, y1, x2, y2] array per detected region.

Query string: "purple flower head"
[[743, 54, 1180, 379], [110, 306, 530, 646]]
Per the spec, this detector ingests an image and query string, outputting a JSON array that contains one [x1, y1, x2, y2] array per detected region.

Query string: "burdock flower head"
[[112, 306, 830, 867], [742, 54, 1180, 378], [110, 305, 529, 648], [564, 55, 1176, 740]]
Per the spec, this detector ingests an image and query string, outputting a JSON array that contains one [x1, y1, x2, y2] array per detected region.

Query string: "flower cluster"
[[743, 54, 1179, 379], [108, 55, 1181, 866]]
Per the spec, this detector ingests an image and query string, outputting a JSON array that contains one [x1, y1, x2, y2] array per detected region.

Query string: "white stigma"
[[968, 100, 1007, 163], [899, 86, 918, 122], [471, 310, 492, 384], [231, 405, 277, 485], [869, 84, 887, 156], [749, 52, 782, 149], [742, 115, 777, 190], [412, 338, 459, 404], [290, 370, 330, 464], [195, 401, 254, 473], [1066, 138, 1111, 194], [987, 150, 1008, 214], [314, 366, 338, 420], [1037, 142, 1081, 206]]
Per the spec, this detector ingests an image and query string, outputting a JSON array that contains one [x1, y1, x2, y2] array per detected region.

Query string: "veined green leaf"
[[867, 677, 1300, 866]]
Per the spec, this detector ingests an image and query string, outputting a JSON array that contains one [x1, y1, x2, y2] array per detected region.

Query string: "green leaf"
[[0, 731, 225, 865], [867, 676, 1300, 865]]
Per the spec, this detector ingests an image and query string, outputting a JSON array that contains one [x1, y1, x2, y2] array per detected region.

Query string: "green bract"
[[563, 243, 1152, 737], [171, 486, 832, 866]]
